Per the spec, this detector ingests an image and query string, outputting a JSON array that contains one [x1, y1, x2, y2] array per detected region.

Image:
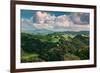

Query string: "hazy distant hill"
[[49, 31, 89, 35], [22, 29, 54, 35], [22, 28, 89, 36]]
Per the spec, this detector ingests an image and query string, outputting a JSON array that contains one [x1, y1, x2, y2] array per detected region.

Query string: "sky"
[[21, 9, 90, 32]]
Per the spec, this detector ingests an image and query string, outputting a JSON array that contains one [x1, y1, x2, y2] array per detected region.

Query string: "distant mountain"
[[21, 29, 54, 35], [48, 31, 89, 35], [22, 28, 89, 35]]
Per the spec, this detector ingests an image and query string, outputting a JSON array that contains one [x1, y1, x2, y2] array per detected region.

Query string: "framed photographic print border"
[[10, 0, 97, 73]]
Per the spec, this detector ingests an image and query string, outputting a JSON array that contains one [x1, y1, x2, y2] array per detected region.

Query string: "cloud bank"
[[21, 11, 90, 32]]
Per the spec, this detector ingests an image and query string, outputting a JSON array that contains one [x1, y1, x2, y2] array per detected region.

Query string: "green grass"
[[21, 49, 44, 62]]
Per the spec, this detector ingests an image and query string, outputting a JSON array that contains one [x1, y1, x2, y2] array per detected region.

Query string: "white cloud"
[[33, 23, 53, 30], [21, 18, 34, 30], [70, 13, 89, 24], [21, 11, 90, 32], [34, 11, 72, 28]]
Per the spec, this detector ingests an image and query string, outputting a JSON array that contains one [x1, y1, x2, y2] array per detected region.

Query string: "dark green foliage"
[[21, 31, 89, 63], [39, 47, 64, 61]]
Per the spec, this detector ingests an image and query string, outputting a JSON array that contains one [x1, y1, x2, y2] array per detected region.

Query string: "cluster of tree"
[[21, 32, 89, 63]]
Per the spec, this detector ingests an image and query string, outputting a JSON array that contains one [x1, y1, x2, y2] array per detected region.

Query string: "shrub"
[[64, 53, 80, 60]]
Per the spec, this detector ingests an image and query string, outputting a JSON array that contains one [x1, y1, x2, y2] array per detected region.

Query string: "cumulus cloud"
[[21, 18, 34, 30], [21, 11, 90, 32], [70, 13, 89, 25], [33, 11, 73, 28]]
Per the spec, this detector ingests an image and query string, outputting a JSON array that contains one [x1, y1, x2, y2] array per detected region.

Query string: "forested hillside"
[[21, 31, 89, 63]]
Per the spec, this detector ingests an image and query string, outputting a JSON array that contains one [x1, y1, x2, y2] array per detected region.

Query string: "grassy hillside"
[[21, 31, 89, 63]]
